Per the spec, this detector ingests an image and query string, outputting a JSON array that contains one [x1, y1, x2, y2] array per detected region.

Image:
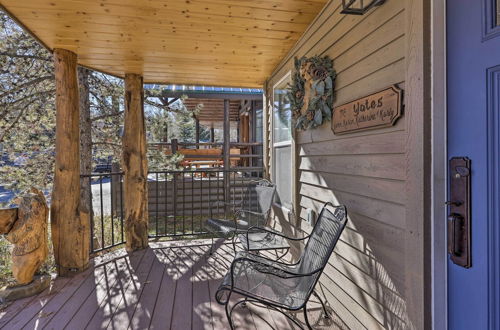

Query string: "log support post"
[[51, 48, 90, 276], [122, 74, 149, 252]]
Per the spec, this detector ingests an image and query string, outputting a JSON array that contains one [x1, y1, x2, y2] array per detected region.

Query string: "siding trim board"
[[264, 0, 431, 328]]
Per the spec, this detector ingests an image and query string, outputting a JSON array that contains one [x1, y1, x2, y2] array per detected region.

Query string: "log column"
[[51, 49, 90, 276], [122, 74, 148, 251]]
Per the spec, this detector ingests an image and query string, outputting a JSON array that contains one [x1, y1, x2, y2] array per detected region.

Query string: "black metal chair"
[[215, 202, 348, 330], [204, 179, 276, 253]]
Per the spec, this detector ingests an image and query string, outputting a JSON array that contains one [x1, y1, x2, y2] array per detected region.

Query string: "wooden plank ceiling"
[[1, 0, 328, 87], [183, 98, 240, 125]]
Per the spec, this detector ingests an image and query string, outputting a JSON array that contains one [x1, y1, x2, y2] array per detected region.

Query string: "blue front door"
[[447, 1, 500, 329]]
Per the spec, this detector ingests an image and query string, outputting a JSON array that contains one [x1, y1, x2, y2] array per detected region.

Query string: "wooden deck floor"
[[0, 239, 341, 330]]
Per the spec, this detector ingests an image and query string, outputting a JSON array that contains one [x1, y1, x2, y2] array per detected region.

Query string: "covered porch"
[[0, 0, 431, 329]]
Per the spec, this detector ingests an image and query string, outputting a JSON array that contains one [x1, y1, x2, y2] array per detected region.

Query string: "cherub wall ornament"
[[288, 56, 336, 130]]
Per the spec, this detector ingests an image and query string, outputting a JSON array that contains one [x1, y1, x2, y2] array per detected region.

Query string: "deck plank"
[[126, 248, 167, 329], [84, 249, 148, 330], [3, 268, 91, 329], [40, 268, 105, 329], [179, 245, 213, 330], [39, 255, 132, 329], [148, 248, 177, 329], [0, 286, 44, 328], [165, 246, 193, 330], [63, 256, 132, 330], [104, 249, 156, 329]]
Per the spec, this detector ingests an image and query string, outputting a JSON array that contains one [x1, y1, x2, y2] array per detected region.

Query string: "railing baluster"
[[89, 175, 94, 252], [164, 172, 168, 236], [110, 174, 115, 246], [208, 170, 213, 218], [191, 171, 194, 234], [173, 171, 177, 236], [198, 170, 201, 233], [99, 176, 105, 249], [120, 173, 124, 244], [182, 169, 185, 234], [156, 172, 159, 237]]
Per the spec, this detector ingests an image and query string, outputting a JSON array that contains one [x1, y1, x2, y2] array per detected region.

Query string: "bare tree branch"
[[0, 75, 54, 99], [0, 101, 41, 142], [92, 141, 121, 147], [0, 52, 51, 61], [0, 89, 55, 108]]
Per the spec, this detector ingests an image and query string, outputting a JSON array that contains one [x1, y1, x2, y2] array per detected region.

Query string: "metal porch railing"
[[83, 167, 264, 254]]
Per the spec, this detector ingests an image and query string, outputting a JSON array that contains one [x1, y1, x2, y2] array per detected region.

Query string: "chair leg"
[[210, 236, 215, 255], [303, 303, 313, 330], [231, 235, 237, 255], [225, 301, 235, 330], [313, 290, 330, 319]]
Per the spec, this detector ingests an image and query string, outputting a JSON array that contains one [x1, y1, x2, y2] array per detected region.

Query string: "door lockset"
[[447, 157, 471, 268], [447, 213, 464, 256]]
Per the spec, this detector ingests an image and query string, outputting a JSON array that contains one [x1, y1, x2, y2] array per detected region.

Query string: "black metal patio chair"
[[215, 202, 348, 330], [204, 179, 276, 253]]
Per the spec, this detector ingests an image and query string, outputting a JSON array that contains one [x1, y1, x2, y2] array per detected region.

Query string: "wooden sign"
[[332, 85, 403, 134]]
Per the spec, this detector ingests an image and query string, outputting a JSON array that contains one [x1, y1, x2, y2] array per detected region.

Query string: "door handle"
[[447, 157, 472, 268], [447, 213, 463, 256]]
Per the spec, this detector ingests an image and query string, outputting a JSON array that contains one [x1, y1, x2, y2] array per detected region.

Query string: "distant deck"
[[0, 239, 341, 329]]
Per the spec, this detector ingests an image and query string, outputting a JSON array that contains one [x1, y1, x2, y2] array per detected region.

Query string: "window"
[[272, 74, 292, 209]]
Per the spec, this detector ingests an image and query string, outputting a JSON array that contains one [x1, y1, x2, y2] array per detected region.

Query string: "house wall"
[[263, 0, 430, 329]]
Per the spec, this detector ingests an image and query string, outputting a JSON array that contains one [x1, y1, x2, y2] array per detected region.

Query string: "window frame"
[[271, 72, 294, 211]]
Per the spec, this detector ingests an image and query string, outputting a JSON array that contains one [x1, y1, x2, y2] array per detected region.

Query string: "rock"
[[5, 188, 49, 285], [0, 274, 51, 303]]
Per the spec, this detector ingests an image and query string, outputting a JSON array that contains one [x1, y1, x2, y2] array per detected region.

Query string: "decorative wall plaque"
[[332, 85, 403, 134], [288, 56, 336, 131]]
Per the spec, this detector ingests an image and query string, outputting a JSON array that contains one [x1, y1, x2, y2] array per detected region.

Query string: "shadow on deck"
[[0, 239, 343, 329]]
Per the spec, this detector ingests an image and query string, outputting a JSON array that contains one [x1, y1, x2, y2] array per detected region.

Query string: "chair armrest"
[[245, 226, 309, 245], [231, 255, 321, 280]]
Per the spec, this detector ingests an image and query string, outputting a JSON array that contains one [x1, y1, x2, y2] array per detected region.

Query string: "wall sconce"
[[341, 0, 385, 15]]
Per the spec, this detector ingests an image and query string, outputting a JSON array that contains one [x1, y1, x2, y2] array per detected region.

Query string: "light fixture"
[[341, 0, 385, 15]]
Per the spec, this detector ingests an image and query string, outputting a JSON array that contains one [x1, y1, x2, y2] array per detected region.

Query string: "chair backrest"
[[298, 203, 348, 274], [241, 179, 276, 217]]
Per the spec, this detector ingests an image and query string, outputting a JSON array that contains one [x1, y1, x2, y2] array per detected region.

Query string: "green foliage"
[[147, 150, 184, 173], [0, 11, 55, 199], [177, 108, 196, 142], [288, 56, 336, 131]]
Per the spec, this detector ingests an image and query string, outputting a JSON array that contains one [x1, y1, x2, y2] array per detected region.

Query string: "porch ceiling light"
[[340, 0, 385, 15]]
